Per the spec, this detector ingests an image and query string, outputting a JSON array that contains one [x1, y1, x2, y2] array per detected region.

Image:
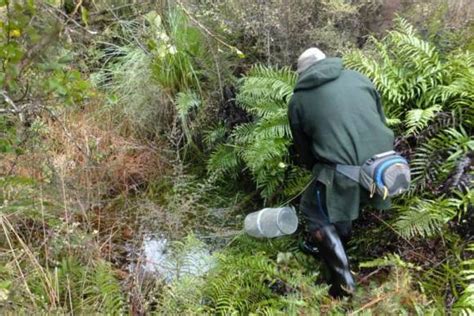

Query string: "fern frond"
[[84, 261, 125, 315], [231, 122, 257, 145], [204, 253, 277, 314], [394, 197, 460, 239], [175, 90, 200, 119], [450, 244, 474, 315], [282, 167, 312, 199], [345, 17, 473, 128], [242, 65, 297, 99], [207, 65, 296, 199], [360, 253, 416, 269], [253, 110, 291, 140], [454, 284, 474, 316], [203, 123, 228, 148], [405, 105, 442, 135], [207, 144, 241, 178], [410, 127, 474, 191], [241, 138, 289, 172]]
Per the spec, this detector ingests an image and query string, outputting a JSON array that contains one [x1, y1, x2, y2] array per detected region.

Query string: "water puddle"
[[133, 234, 216, 283]]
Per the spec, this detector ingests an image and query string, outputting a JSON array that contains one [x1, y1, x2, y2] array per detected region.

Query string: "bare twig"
[[71, 0, 84, 17], [42, 3, 98, 35], [0, 90, 24, 122], [349, 294, 389, 315], [358, 267, 384, 284], [176, 1, 242, 54], [369, 211, 415, 248]]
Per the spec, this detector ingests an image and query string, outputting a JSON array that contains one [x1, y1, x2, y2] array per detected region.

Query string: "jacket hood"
[[294, 57, 343, 92]]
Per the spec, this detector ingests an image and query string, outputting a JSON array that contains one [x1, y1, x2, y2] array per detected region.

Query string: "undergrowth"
[[0, 1, 472, 314]]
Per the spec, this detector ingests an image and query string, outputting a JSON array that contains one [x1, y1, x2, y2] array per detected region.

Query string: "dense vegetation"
[[0, 0, 472, 314]]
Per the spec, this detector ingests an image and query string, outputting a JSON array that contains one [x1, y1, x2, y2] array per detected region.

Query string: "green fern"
[[84, 261, 125, 315], [199, 234, 328, 315], [175, 90, 201, 145], [410, 127, 474, 191], [207, 143, 241, 179], [394, 197, 460, 239], [405, 105, 442, 135], [359, 253, 417, 270], [203, 123, 228, 148], [453, 243, 474, 315], [208, 65, 308, 201], [345, 17, 473, 132]]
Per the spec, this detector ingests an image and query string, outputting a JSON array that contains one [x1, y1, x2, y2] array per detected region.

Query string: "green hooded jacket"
[[288, 57, 395, 222]]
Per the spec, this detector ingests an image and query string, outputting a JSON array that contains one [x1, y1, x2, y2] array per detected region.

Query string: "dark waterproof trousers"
[[300, 180, 352, 239]]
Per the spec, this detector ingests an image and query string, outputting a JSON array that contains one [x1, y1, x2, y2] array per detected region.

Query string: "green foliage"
[[208, 65, 310, 201], [27, 257, 124, 313], [156, 275, 205, 314], [147, 8, 205, 94], [360, 253, 418, 270], [159, 234, 331, 315], [345, 18, 474, 132], [0, 0, 35, 91], [0, 177, 125, 314], [405, 105, 442, 135], [355, 254, 435, 314], [393, 196, 459, 239], [175, 90, 201, 145], [43, 65, 91, 106], [84, 261, 125, 314], [345, 18, 473, 235], [453, 244, 474, 315], [156, 234, 437, 314], [93, 37, 167, 136], [203, 253, 280, 314], [345, 18, 473, 311], [418, 239, 474, 312], [410, 127, 473, 192], [0, 115, 17, 153], [1, 2, 472, 314]]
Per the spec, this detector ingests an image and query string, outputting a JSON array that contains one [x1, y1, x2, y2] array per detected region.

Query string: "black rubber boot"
[[334, 222, 352, 249], [311, 225, 356, 298], [299, 238, 320, 257]]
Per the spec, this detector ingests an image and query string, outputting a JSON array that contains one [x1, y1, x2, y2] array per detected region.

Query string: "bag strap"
[[335, 164, 360, 183]]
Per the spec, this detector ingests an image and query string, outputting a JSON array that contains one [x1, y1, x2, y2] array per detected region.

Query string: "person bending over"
[[288, 47, 395, 297]]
